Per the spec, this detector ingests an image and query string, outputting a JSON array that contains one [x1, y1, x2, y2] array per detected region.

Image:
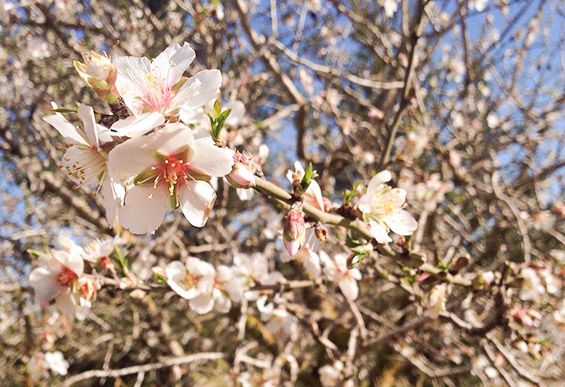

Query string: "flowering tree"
[[0, 0, 563, 385]]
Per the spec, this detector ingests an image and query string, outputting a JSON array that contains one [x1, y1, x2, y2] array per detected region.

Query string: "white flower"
[[286, 161, 325, 211], [520, 267, 545, 301], [233, 253, 283, 288], [257, 296, 299, 340], [378, 0, 399, 18], [108, 123, 233, 234], [165, 258, 215, 299], [27, 353, 48, 381], [81, 238, 114, 263], [43, 103, 124, 223], [28, 249, 84, 316], [44, 351, 69, 376], [319, 361, 344, 386], [115, 42, 221, 116], [358, 170, 418, 243], [469, 0, 488, 12], [322, 253, 361, 300]]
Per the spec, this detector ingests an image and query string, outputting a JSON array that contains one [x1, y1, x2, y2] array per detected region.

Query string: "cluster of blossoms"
[[28, 235, 115, 318], [44, 42, 253, 235]]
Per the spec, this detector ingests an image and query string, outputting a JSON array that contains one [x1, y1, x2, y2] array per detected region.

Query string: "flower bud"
[[283, 203, 306, 256], [73, 51, 119, 104], [227, 151, 256, 188], [227, 162, 255, 188], [472, 271, 495, 289]]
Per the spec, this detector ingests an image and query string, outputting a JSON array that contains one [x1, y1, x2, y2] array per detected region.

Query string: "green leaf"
[[113, 245, 129, 274], [299, 162, 318, 192], [51, 107, 77, 114], [211, 108, 231, 141]]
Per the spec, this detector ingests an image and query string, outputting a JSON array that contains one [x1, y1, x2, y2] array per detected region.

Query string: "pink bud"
[[283, 204, 306, 256], [227, 162, 256, 188]]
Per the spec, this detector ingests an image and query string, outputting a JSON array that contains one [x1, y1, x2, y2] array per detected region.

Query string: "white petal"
[[369, 221, 392, 243], [61, 146, 105, 186], [29, 268, 60, 303], [55, 292, 77, 317], [99, 171, 123, 224], [176, 69, 222, 109], [119, 185, 170, 234], [77, 104, 99, 146], [383, 210, 418, 236], [58, 251, 84, 276], [334, 254, 348, 271], [214, 289, 232, 313], [306, 180, 325, 211], [304, 250, 322, 279], [179, 181, 216, 227], [151, 42, 196, 87], [115, 56, 152, 115], [190, 137, 234, 177], [357, 193, 373, 214], [43, 113, 87, 146], [110, 112, 165, 138], [189, 293, 215, 314], [166, 261, 198, 299], [366, 170, 392, 194], [339, 277, 359, 300]]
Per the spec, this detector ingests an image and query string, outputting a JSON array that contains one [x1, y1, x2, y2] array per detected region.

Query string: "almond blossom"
[[43, 103, 124, 223], [322, 253, 361, 301], [257, 296, 299, 340], [115, 42, 221, 117], [358, 170, 418, 244], [28, 249, 85, 316], [286, 161, 325, 211], [165, 258, 216, 313], [108, 123, 233, 234]]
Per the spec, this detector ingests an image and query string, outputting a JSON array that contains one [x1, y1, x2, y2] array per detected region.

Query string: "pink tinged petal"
[[151, 42, 196, 87], [176, 69, 222, 109], [369, 221, 392, 243], [77, 104, 99, 146], [339, 277, 359, 300], [55, 292, 77, 317], [119, 185, 171, 234], [284, 239, 301, 257], [110, 112, 165, 138], [179, 181, 216, 227], [114, 56, 152, 115], [43, 114, 88, 146], [383, 210, 418, 236], [189, 292, 215, 314], [29, 267, 61, 303], [153, 123, 195, 155], [190, 137, 234, 177]]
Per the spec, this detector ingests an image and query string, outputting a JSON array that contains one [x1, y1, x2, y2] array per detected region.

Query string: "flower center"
[[142, 74, 173, 112], [156, 155, 191, 190], [57, 267, 78, 287]]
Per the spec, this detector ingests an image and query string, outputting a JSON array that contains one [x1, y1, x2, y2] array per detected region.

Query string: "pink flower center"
[[155, 155, 191, 189], [142, 76, 174, 112], [57, 267, 78, 287]]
